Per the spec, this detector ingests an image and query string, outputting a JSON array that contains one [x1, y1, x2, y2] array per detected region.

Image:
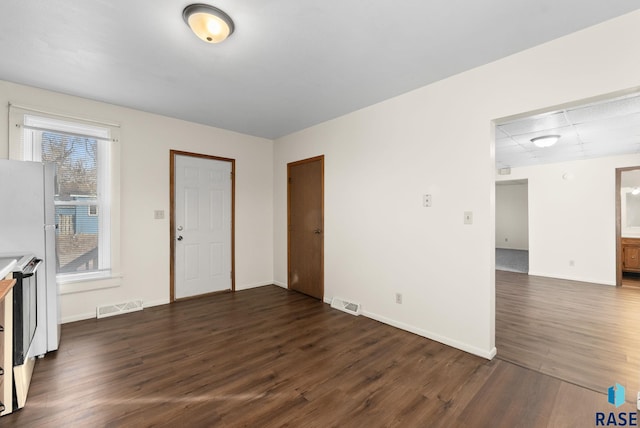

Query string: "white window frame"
[[9, 104, 122, 294]]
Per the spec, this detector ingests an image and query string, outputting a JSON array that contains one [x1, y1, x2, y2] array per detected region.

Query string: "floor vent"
[[330, 297, 361, 316], [97, 300, 144, 319]]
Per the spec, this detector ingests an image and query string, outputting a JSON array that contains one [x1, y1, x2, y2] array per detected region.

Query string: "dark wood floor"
[[3, 285, 637, 427], [496, 270, 640, 399]]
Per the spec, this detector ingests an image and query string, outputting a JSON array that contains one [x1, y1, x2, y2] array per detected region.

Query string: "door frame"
[[287, 155, 325, 299], [170, 150, 236, 302], [616, 165, 640, 286]]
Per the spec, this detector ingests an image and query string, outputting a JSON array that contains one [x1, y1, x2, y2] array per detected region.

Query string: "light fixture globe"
[[183, 4, 234, 43], [531, 135, 560, 148]]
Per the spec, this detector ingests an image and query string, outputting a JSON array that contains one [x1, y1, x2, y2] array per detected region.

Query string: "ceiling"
[[496, 92, 640, 169], [0, 1, 638, 140]]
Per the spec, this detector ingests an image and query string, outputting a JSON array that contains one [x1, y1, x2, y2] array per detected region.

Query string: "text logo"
[[608, 383, 626, 408], [596, 383, 637, 427]]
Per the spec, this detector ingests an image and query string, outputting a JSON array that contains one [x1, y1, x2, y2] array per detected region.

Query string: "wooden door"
[[171, 151, 234, 301], [288, 156, 324, 300]]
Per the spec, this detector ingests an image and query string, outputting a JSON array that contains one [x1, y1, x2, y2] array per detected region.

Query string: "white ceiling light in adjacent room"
[[183, 4, 234, 43], [531, 135, 561, 148], [632, 187, 640, 195]]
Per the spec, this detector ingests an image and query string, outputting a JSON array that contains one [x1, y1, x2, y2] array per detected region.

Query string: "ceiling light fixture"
[[183, 4, 234, 43], [632, 187, 640, 196], [531, 135, 561, 148]]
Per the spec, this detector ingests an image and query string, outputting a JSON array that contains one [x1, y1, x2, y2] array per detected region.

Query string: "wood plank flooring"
[[496, 270, 640, 399], [2, 285, 637, 427]]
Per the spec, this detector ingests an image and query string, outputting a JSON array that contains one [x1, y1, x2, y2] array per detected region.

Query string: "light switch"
[[464, 211, 473, 225], [154, 210, 165, 220]]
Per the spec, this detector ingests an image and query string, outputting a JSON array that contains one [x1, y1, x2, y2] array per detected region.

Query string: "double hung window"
[[9, 106, 120, 287]]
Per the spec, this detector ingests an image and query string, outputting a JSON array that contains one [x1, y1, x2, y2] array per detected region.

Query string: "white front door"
[[174, 154, 232, 299]]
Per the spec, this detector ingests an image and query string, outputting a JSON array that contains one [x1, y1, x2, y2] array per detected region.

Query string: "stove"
[[9, 254, 41, 367]]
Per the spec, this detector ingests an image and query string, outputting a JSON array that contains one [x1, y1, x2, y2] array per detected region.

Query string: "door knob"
[[177, 225, 183, 231], [177, 235, 183, 241], [314, 229, 322, 234]]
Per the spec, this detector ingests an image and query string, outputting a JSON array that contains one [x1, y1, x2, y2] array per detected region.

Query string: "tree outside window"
[[41, 132, 101, 274]]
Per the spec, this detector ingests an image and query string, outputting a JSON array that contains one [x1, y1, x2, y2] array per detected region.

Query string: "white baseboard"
[[62, 312, 96, 324], [273, 281, 287, 288], [527, 271, 615, 286], [487, 346, 497, 359], [362, 310, 497, 360], [143, 298, 170, 308], [322, 296, 495, 360], [235, 281, 275, 290], [62, 298, 170, 324]]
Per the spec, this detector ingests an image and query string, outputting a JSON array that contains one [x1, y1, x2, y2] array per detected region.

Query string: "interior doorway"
[[287, 155, 324, 300], [170, 150, 235, 301], [495, 179, 529, 273], [494, 90, 640, 398], [616, 166, 640, 287]]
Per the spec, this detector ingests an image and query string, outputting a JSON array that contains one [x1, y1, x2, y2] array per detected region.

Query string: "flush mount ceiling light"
[[531, 135, 561, 148], [632, 187, 640, 195], [183, 4, 234, 43]]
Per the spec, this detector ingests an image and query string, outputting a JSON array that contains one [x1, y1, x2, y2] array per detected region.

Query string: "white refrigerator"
[[0, 159, 61, 357]]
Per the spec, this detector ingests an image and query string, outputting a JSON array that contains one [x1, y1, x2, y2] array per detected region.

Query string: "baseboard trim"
[[144, 298, 170, 308], [273, 281, 287, 288], [235, 281, 275, 290], [487, 346, 497, 359], [527, 271, 615, 286], [362, 310, 496, 360], [321, 296, 495, 360], [62, 298, 171, 324], [62, 312, 96, 324]]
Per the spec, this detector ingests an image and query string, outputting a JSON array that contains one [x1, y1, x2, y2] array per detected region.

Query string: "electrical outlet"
[[154, 210, 165, 220], [569, 260, 575, 267], [395, 293, 402, 304], [423, 194, 432, 207]]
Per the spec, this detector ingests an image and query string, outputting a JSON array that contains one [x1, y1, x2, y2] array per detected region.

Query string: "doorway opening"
[[493, 90, 640, 398], [495, 179, 529, 274], [616, 166, 640, 287]]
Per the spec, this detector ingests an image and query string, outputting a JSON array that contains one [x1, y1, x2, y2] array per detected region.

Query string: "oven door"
[[13, 258, 41, 366]]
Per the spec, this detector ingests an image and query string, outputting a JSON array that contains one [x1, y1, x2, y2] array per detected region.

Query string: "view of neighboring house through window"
[[21, 114, 112, 281]]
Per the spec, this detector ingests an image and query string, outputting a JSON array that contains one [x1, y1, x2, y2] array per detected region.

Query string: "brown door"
[[288, 156, 324, 300]]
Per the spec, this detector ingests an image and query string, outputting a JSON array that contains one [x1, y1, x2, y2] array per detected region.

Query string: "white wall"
[[495, 182, 529, 250], [497, 154, 640, 285], [0, 80, 274, 322], [273, 10, 640, 358]]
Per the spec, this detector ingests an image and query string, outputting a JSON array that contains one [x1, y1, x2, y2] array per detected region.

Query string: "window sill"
[[59, 274, 122, 295]]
